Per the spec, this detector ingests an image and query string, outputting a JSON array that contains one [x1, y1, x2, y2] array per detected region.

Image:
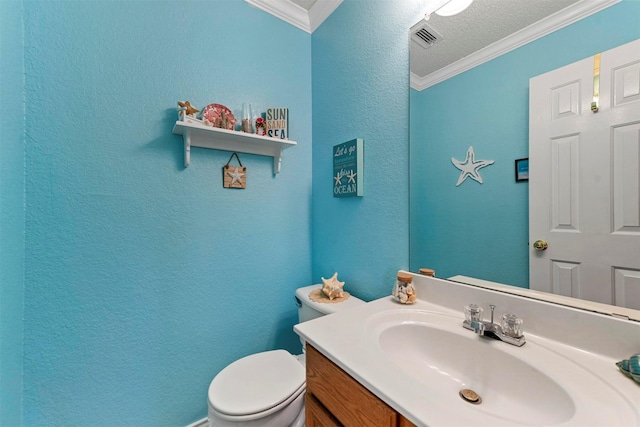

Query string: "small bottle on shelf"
[[241, 103, 253, 133]]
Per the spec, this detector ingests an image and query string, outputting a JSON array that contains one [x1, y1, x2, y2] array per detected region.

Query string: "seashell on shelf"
[[201, 103, 237, 130], [321, 272, 345, 300]]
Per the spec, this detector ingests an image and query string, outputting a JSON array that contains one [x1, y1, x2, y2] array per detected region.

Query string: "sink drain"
[[459, 389, 482, 404]]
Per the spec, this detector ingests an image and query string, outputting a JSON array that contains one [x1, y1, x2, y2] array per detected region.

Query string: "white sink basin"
[[366, 309, 638, 427], [295, 274, 640, 427]]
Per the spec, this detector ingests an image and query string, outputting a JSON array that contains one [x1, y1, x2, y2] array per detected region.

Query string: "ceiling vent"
[[411, 19, 443, 49]]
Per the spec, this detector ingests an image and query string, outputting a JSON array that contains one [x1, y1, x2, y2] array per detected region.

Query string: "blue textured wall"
[[20, 1, 311, 425], [311, 0, 420, 301], [410, 1, 640, 287], [0, 0, 25, 425]]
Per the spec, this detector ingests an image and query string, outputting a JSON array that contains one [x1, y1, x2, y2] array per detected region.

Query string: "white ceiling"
[[247, 0, 620, 89]]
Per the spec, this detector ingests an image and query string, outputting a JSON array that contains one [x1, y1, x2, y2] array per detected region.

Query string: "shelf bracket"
[[184, 130, 191, 167], [274, 148, 283, 175]]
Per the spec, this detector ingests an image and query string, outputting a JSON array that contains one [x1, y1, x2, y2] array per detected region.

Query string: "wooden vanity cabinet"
[[305, 344, 416, 427]]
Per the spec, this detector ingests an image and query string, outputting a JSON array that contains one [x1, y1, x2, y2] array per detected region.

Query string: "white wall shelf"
[[172, 118, 296, 174]]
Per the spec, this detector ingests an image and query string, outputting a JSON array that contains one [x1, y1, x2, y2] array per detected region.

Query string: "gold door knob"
[[533, 240, 548, 251]]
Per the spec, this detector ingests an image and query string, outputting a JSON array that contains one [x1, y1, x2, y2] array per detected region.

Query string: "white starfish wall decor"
[[227, 167, 245, 186], [451, 146, 495, 186]]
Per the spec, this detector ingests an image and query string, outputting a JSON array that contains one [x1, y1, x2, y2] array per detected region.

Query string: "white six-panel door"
[[529, 39, 640, 309]]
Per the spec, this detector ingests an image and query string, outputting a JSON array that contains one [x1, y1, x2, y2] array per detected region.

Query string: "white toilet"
[[207, 284, 365, 427]]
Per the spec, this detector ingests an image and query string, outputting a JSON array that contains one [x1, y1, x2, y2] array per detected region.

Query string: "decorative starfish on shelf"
[[451, 146, 494, 186], [177, 101, 199, 116]]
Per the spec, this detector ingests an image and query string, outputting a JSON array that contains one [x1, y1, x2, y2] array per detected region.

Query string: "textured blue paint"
[[20, 0, 311, 425], [410, 1, 640, 287], [0, 0, 25, 425], [311, 0, 420, 301]]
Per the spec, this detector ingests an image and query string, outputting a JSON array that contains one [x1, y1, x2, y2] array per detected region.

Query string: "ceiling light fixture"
[[435, 0, 474, 16], [424, 0, 474, 19]]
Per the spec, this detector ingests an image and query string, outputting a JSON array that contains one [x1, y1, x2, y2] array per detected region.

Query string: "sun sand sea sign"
[[266, 108, 288, 139], [333, 139, 364, 198]]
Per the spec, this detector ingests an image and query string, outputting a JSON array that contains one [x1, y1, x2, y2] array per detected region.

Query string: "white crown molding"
[[245, 0, 343, 34], [308, 0, 343, 33], [411, 0, 621, 91], [246, 0, 310, 32]]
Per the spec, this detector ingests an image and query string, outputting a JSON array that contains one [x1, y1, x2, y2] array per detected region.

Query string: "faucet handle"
[[464, 304, 484, 322], [500, 313, 524, 338]]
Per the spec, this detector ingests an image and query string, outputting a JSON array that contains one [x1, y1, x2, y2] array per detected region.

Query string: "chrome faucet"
[[463, 304, 526, 347]]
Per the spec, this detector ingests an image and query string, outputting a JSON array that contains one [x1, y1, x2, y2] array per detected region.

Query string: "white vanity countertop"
[[294, 273, 640, 427]]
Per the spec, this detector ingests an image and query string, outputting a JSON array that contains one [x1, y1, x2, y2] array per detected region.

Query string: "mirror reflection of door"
[[529, 39, 640, 309]]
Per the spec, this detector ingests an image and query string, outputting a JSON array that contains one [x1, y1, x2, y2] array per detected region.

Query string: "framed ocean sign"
[[333, 138, 364, 198], [515, 158, 529, 182]]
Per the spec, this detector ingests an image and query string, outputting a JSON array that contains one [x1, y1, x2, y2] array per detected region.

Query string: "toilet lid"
[[208, 350, 305, 417]]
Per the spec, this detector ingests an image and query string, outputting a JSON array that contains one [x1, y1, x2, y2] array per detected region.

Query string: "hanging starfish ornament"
[[451, 146, 495, 186], [227, 167, 245, 186]]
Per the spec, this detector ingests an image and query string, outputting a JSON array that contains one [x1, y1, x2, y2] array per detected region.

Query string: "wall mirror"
[[409, 0, 640, 319]]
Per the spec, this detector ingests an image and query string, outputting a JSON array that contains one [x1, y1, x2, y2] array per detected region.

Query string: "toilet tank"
[[295, 284, 365, 323]]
